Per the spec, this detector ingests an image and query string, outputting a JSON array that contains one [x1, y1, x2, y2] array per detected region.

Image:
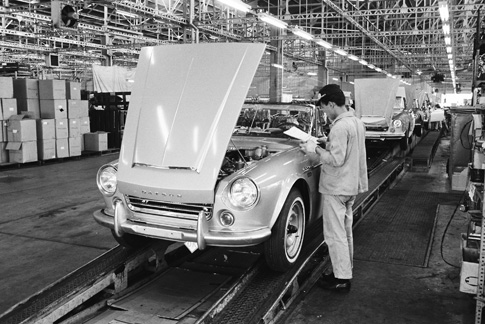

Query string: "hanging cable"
[[440, 189, 467, 268]]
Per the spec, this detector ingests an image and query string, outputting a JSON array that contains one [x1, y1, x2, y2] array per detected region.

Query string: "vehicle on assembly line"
[[354, 79, 415, 149], [93, 43, 325, 272]]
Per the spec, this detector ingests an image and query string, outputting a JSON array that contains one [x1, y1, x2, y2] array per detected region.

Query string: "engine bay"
[[219, 144, 271, 179]]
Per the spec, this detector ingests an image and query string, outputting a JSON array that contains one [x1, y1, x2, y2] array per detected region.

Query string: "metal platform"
[[410, 131, 442, 172]]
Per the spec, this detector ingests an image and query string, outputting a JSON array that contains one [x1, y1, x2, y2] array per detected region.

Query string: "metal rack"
[[477, 204, 485, 323]]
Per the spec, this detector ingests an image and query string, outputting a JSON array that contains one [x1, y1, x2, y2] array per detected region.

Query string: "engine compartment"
[[219, 144, 271, 179]]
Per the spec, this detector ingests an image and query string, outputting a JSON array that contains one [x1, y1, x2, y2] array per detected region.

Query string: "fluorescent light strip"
[[439, 1, 449, 21], [258, 13, 288, 29], [358, 59, 368, 66], [316, 39, 332, 49], [439, 1, 456, 92], [216, 0, 251, 12], [292, 28, 313, 40], [442, 24, 450, 35], [333, 48, 347, 56], [347, 54, 359, 61]]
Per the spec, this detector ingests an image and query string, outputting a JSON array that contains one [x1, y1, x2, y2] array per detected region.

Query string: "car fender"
[[214, 147, 319, 232], [267, 174, 310, 229]]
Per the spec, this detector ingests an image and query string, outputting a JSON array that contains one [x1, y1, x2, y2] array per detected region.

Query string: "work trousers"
[[322, 194, 355, 279]]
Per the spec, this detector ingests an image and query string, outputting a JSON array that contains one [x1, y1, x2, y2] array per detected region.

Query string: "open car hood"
[[354, 78, 400, 126], [117, 43, 266, 203]]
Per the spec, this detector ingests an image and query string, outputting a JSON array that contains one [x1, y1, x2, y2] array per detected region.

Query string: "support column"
[[101, 34, 113, 66], [269, 29, 284, 103], [101, 6, 112, 66], [317, 50, 328, 88]]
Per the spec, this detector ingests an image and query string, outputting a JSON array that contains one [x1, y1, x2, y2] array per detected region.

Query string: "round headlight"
[[97, 165, 117, 196], [393, 119, 402, 128], [228, 177, 259, 209]]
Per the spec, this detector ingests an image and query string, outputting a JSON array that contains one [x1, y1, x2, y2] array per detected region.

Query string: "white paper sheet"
[[284, 126, 318, 142]]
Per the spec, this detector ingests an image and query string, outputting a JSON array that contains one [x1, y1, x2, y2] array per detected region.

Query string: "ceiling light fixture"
[[442, 24, 450, 35], [438, 1, 449, 21], [438, 0, 456, 92], [292, 28, 313, 40], [258, 13, 288, 29], [215, 0, 252, 13], [347, 54, 359, 61], [315, 39, 332, 49], [358, 59, 368, 66], [333, 48, 347, 56]]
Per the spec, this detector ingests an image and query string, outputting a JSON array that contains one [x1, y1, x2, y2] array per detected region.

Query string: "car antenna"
[[230, 138, 248, 167]]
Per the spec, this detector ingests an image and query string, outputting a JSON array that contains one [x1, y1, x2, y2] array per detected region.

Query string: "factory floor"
[[284, 133, 477, 324], [0, 133, 478, 323]]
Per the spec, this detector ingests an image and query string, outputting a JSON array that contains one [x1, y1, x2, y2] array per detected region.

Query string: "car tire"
[[111, 230, 153, 248], [414, 124, 422, 137], [264, 189, 306, 272], [400, 132, 409, 150]]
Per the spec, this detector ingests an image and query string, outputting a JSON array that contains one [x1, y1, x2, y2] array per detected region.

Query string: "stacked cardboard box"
[[84, 131, 108, 151], [38, 80, 69, 158], [1, 78, 92, 163], [6, 114, 38, 163], [36, 119, 56, 160], [0, 77, 17, 163], [67, 96, 88, 156], [14, 79, 40, 118]]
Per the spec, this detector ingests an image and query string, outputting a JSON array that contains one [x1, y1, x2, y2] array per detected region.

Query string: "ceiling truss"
[[0, 0, 482, 90]]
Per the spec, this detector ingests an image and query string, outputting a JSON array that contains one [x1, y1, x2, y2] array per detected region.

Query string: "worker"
[[299, 84, 368, 292]]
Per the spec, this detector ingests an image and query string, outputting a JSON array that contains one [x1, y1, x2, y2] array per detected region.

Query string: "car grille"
[[365, 126, 388, 131], [125, 195, 213, 231]]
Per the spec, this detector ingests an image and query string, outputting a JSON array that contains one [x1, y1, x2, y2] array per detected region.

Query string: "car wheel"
[[400, 135, 408, 150], [111, 230, 152, 248], [264, 189, 306, 272], [414, 124, 422, 137]]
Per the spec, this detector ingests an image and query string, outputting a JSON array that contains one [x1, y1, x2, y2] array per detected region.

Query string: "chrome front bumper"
[[93, 203, 271, 248]]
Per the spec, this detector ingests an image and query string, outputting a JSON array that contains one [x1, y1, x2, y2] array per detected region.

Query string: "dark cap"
[[317, 84, 345, 106]]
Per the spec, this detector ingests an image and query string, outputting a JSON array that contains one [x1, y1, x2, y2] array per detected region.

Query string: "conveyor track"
[[0, 242, 172, 324], [410, 131, 441, 171]]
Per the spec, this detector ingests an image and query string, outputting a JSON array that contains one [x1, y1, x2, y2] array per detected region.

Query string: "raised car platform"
[[409, 130, 442, 172]]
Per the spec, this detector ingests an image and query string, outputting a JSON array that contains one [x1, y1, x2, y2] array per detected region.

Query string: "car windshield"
[[233, 104, 326, 138]]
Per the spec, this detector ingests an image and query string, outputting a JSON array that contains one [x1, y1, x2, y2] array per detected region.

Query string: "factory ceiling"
[[0, 0, 483, 92]]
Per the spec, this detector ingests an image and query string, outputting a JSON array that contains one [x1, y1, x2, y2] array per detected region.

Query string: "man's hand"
[[299, 140, 317, 154]]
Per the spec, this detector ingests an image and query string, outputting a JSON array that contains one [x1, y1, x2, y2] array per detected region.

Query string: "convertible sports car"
[[93, 43, 325, 272], [355, 80, 415, 149]]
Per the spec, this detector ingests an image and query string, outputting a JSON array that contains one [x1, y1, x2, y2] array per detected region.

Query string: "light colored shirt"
[[316, 111, 368, 195]]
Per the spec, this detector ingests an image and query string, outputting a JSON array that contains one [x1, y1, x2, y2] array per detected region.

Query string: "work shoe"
[[318, 278, 351, 292]]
